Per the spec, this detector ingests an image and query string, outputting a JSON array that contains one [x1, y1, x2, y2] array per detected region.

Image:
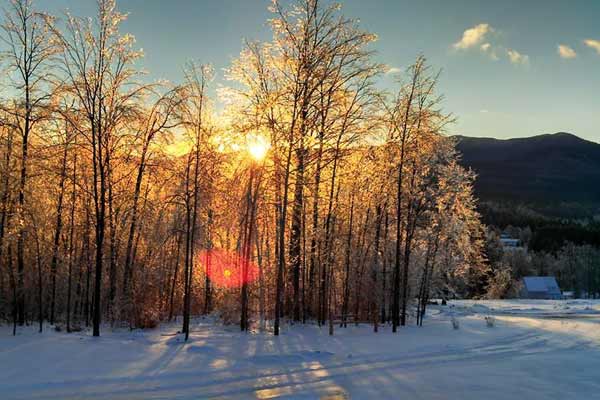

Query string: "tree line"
[[0, 0, 489, 337], [486, 226, 600, 299]]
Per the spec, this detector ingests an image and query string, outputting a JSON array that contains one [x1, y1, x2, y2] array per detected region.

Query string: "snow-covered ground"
[[2, 300, 600, 399]]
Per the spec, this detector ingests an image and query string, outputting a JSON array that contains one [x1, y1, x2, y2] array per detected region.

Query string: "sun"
[[247, 134, 270, 161]]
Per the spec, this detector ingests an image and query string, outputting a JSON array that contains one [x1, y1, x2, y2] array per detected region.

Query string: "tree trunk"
[[256, 222, 266, 330], [307, 138, 322, 320], [123, 142, 150, 323], [391, 66, 417, 332], [168, 232, 182, 322], [240, 169, 254, 332], [91, 114, 108, 337], [392, 160, 404, 332], [8, 244, 17, 336], [381, 208, 389, 324], [372, 205, 382, 332], [354, 209, 371, 324], [16, 71, 33, 327], [289, 147, 305, 322], [274, 138, 293, 336], [107, 158, 118, 320], [182, 153, 193, 338], [204, 209, 213, 314], [0, 128, 13, 295], [50, 137, 69, 325], [35, 228, 43, 333], [342, 193, 354, 328], [66, 154, 77, 332]]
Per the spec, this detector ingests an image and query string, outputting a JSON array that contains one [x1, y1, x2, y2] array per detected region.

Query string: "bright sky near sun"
[[30, 0, 600, 141]]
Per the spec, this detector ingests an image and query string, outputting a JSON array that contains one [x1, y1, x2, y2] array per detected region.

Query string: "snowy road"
[[2, 301, 600, 399]]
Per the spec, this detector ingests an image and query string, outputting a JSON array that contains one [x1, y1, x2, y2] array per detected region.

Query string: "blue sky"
[[35, 0, 600, 141]]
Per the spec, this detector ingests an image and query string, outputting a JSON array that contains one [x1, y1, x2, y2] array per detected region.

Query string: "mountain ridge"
[[454, 132, 600, 219], [454, 132, 597, 145]]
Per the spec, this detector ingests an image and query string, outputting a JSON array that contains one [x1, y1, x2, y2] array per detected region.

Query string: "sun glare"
[[163, 141, 192, 157], [199, 249, 259, 289], [247, 135, 270, 161]]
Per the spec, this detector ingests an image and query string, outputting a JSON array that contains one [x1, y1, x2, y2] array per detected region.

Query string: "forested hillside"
[[455, 132, 600, 219]]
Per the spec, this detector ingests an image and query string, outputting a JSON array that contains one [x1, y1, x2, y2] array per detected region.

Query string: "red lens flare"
[[199, 248, 259, 289]]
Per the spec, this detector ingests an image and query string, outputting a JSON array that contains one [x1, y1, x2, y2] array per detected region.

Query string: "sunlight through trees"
[[0, 0, 488, 337]]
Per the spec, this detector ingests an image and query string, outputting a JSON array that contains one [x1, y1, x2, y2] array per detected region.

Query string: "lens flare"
[[199, 248, 259, 288]]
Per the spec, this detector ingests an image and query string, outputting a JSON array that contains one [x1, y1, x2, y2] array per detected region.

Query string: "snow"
[[2, 301, 600, 399]]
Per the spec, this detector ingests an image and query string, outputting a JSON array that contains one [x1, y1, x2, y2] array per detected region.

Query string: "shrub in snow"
[[219, 294, 240, 325], [485, 316, 495, 328], [451, 316, 459, 330], [484, 264, 521, 299], [135, 308, 160, 329]]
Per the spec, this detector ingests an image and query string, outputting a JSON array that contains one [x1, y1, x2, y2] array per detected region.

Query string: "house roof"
[[523, 276, 560, 293]]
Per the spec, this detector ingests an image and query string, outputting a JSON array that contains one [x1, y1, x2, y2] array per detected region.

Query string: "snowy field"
[[2, 300, 600, 400]]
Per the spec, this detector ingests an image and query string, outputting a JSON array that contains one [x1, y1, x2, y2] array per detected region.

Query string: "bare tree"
[[1, 0, 56, 325], [50, 0, 144, 336], [178, 63, 212, 340], [121, 87, 182, 325]]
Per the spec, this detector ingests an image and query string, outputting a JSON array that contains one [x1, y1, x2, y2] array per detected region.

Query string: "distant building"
[[500, 233, 521, 249], [562, 291, 575, 300], [520, 276, 562, 300]]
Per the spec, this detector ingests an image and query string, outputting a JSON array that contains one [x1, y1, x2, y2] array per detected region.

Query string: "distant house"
[[562, 291, 575, 300], [500, 234, 521, 249], [520, 276, 562, 300]]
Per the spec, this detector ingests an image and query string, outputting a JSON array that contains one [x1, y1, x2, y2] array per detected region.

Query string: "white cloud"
[[454, 24, 530, 65], [506, 49, 529, 65], [453, 23, 491, 50], [557, 44, 577, 59], [480, 42, 499, 60], [386, 66, 402, 75], [584, 39, 600, 54]]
